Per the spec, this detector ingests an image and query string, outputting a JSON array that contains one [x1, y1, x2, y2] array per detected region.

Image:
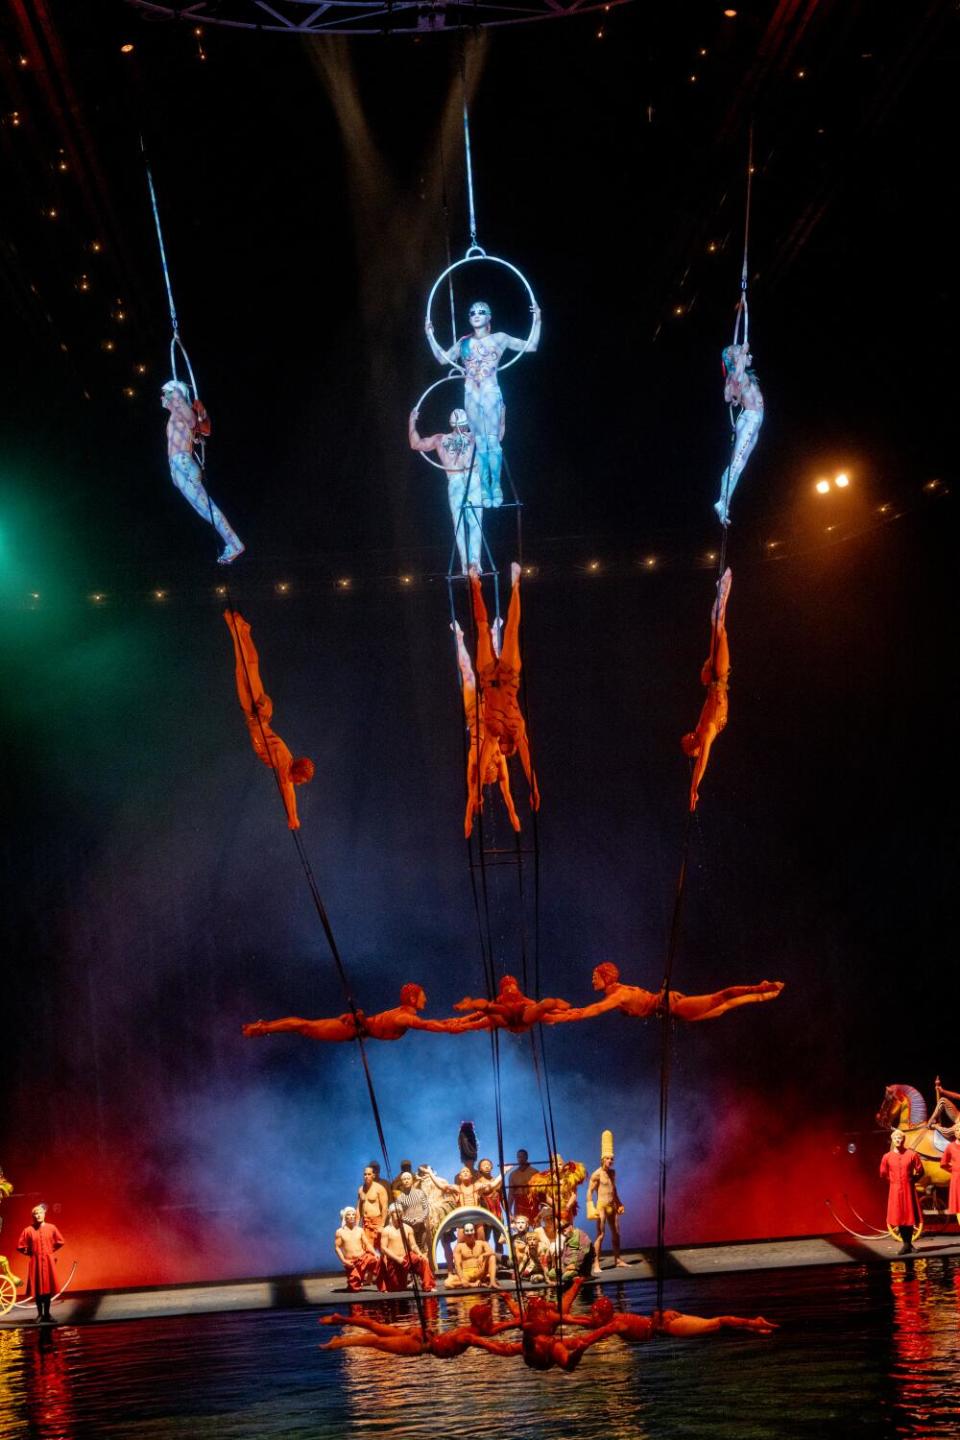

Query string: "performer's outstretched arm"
[[667, 980, 784, 1021], [500, 306, 541, 354], [543, 994, 622, 1024]]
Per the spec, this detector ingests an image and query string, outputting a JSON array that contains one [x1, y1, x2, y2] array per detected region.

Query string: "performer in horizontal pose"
[[453, 973, 570, 1032], [545, 961, 784, 1025], [243, 983, 482, 1042], [681, 567, 731, 812], [224, 610, 314, 829], [319, 1301, 516, 1358]]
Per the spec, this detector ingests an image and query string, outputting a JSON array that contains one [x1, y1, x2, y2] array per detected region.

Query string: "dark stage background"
[[0, 0, 955, 1286]]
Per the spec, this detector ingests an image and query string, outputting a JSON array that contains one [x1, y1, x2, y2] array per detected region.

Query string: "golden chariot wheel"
[[0, 1276, 17, 1317]]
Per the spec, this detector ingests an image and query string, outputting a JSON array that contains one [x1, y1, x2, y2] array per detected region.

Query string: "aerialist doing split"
[[161, 380, 244, 564], [224, 611, 314, 829], [410, 408, 481, 574], [546, 961, 784, 1025], [426, 301, 541, 509], [243, 983, 484, 1041], [715, 343, 763, 526], [464, 563, 539, 828], [681, 566, 732, 811]]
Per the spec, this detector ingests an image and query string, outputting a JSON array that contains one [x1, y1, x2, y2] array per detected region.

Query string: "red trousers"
[[377, 1253, 436, 1292]]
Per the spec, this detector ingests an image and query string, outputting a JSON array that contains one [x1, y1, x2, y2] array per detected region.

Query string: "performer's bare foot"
[[218, 539, 246, 565], [242, 1021, 268, 1037], [511, 561, 521, 585], [713, 499, 730, 526], [614, 1258, 630, 1267]]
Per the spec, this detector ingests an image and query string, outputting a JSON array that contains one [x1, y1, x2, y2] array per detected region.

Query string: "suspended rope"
[[460, 46, 480, 253], [732, 122, 754, 351], [142, 139, 200, 400]]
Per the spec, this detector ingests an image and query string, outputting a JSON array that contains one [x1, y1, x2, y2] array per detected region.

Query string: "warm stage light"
[[90, 593, 105, 604], [337, 578, 351, 590], [834, 472, 849, 488], [122, 387, 136, 399], [706, 551, 717, 562], [766, 540, 781, 550], [101, 339, 115, 352], [723, 7, 737, 15], [643, 556, 657, 568], [815, 478, 831, 494], [120, 43, 135, 53], [135, 363, 147, 375], [275, 581, 290, 594], [587, 560, 600, 572], [522, 565, 537, 577], [400, 575, 413, 586], [153, 589, 167, 601], [924, 478, 941, 492], [214, 585, 227, 597], [90, 240, 103, 253]]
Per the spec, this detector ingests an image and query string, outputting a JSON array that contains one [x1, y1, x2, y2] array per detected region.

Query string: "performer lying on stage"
[[224, 610, 314, 829], [681, 567, 731, 812], [162, 380, 244, 564], [453, 974, 570, 1032], [466, 564, 540, 823], [319, 1301, 515, 1357], [454, 620, 521, 838], [545, 962, 784, 1025], [243, 983, 483, 1042]]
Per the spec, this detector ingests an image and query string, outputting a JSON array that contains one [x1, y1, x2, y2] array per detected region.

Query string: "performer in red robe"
[[939, 1137, 960, 1222], [17, 1204, 64, 1323], [880, 1129, 924, 1253]]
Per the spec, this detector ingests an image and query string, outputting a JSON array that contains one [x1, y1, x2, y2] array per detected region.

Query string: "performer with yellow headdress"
[[587, 1131, 627, 1274]]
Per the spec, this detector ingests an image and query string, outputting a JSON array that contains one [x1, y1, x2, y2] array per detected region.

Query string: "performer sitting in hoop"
[[425, 300, 540, 509], [409, 408, 482, 575], [161, 380, 244, 564], [545, 961, 784, 1025], [715, 343, 763, 526], [681, 567, 732, 811]]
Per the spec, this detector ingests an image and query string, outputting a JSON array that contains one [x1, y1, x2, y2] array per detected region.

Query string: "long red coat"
[[879, 1148, 923, 1227], [940, 1140, 960, 1215], [17, 1220, 64, 1297]]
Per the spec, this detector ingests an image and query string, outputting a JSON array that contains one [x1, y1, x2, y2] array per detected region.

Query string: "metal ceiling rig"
[[124, 0, 632, 37]]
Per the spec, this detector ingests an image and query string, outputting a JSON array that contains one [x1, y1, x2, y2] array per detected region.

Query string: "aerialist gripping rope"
[[224, 610, 314, 829], [465, 563, 540, 823], [714, 345, 763, 527], [410, 408, 482, 574], [545, 961, 784, 1025], [453, 619, 520, 838], [681, 567, 732, 811], [161, 382, 244, 564], [426, 303, 540, 508], [243, 983, 484, 1041]]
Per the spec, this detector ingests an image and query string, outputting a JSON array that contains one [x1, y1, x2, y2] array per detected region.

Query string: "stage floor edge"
[[6, 1232, 960, 1327]]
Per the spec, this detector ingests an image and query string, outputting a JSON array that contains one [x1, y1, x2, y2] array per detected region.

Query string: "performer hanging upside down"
[[243, 984, 482, 1042], [453, 974, 570, 1032], [161, 380, 244, 564], [319, 1301, 516, 1358], [426, 301, 541, 509], [224, 610, 315, 830], [681, 566, 732, 811], [410, 408, 482, 574], [714, 343, 763, 526], [545, 961, 784, 1025], [453, 620, 521, 839]]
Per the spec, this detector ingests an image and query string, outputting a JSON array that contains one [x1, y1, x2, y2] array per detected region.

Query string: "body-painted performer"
[[446, 1221, 498, 1289], [319, 1301, 515, 1358], [224, 610, 315, 830], [453, 974, 569, 1033], [426, 302, 541, 509], [528, 1157, 587, 1219], [243, 983, 481, 1043], [508, 1149, 539, 1222], [581, 1298, 777, 1344], [409, 409, 482, 574], [681, 567, 732, 811], [334, 1207, 380, 1291], [880, 1129, 924, 1254], [161, 380, 244, 563], [588, 1139, 626, 1273], [467, 564, 540, 823], [358, 1166, 390, 1238], [376, 1206, 436, 1292], [546, 961, 784, 1026], [938, 1137, 960, 1223], [715, 344, 763, 526], [17, 1205, 64, 1324], [0, 1168, 24, 1292], [454, 620, 520, 839]]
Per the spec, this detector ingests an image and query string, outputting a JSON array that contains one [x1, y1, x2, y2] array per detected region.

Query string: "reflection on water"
[[2, 1260, 960, 1438]]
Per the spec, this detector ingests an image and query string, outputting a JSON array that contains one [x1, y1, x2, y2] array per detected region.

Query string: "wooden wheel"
[[0, 1276, 16, 1316]]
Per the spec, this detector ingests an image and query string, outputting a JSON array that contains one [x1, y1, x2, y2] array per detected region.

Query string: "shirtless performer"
[[454, 620, 520, 839], [715, 343, 764, 526], [426, 301, 541, 509], [545, 961, 784, 1026], [572, 1297, 776, 1345], [358, 1165, 390, 1238], [447, 1221, 498, 1289], [318, 1301, 516, 1358], [508, 1149, 539, 1223], [467, 564, 539, 821], [243, 983, 482, 1043], [588, 1149, 626, 1273], [453, 974, 570, 1033], [161, 380, 243, 563], [224, 610, 315, 829], [681, 566, 732, 811], [410, 408, 482, 574], [377, 1205, 436, 1292], [334, 1207, 380, 1291]]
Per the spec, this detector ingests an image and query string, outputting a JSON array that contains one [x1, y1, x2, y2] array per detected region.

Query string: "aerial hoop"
[[426, 253, 538, 375], [413, 374, 474, 471]]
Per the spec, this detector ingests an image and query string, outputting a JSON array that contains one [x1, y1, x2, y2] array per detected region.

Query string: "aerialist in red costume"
[[880, 1129, 924, 1254], [319, 1301, 516, 1357], [453, 620, 520, 838], [545, 962, 784, 1025], [243, 984, 482, 1042], [466, 563, 539, 825], [453, 973, 571, 1032], [681, 566, 732, 811], [17, 1204, 64, 1324], [224, 610, 314, 829]]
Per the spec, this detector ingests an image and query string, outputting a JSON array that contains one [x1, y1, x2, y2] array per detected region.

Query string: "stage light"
[[643, 556, 657, 568], [18, 56, 28, 68], [587, 559, 600, 572], [214, 585, 227, 597], [90, 240, 103, 253], [797, 69, 806, 79], [815, 478, 830, 494], [766, 540, 781, 550], [275, 581, 290, 595], [924, 478, 941, 492], [122, 387, 136, 399], [723, 7, 737, 16], [522, 565, 537, 577], [673, 304, 684, 316], [58, 160, 68, 172], [90, 592, 105, 604], [825, 524, 836, 532], [337, 578, 351, 590], [878, 504, 890, 514], [707, 241, 718, 254], [153, 589, 167, 601], [120, 43, 135, 53], [834, 472, 849, 488], [77, 276, 91, 292], [29, 592, 40, 601], [847, 1142, 857, 1155], [400, 574, 413, 586], [706, 551, 717, 562], [46, 208, 58, 220], [135, 363, 147, 375], [101, 339, 115, 352], [688, 74, 697, 83]]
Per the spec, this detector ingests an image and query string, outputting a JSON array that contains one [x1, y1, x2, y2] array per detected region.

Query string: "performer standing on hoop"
[[425, 301, 541, 509]]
